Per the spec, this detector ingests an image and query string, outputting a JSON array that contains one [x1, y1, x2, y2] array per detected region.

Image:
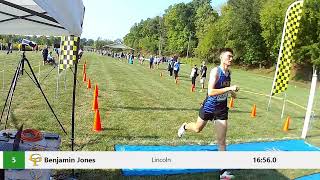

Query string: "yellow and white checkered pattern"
[[272, 0, 303, 96], [59, 36, 80, 70]]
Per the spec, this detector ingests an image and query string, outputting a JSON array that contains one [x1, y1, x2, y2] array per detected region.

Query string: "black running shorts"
[[199, 106, 228, 121]]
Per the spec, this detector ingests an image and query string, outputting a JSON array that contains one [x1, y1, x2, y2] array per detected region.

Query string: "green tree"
[[81, 38, 88, 46], [260, 0, 296, 65], [294, 0, 320, 66], [124, 16, 162, 55], [94, 37, 112, 50], [194, 0, 218, 40], [195, 4, 231, 63], [37, 36, 48, 45], [163, 3, 195, 56], [87, 39, 95, 46], [226, 0, 267, 66]]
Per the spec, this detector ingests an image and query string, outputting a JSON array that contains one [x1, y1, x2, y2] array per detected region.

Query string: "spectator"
[[173, 59, 180, 80], [78, 48, 83, 61], [167, 58, 174, 76], [47, 52, 55, 64], [128, 54, 134, 64], [7, 42, 12, 54], [42, 46, 49, 65], [190, 64, 199, 92], [199, 61, 208, 92], [149, 55, 154, 69], [139, 55, 144, 65], [155, 56, 160, 69]]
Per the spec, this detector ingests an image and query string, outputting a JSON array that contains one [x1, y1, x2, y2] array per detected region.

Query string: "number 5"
[[12, 157, 16, 163]]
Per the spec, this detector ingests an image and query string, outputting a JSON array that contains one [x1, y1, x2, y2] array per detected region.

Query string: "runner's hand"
[[229, 85, 239, 92]]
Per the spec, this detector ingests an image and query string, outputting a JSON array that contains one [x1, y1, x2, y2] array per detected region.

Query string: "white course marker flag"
[[267, 0, 304, 120], [269, 0, 304, 97]]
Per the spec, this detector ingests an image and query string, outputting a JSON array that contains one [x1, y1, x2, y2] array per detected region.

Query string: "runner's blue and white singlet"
[[203, 66, 231, 113]]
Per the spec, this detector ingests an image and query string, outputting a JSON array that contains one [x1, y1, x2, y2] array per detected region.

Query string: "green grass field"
[[0, 51, 319, 179]]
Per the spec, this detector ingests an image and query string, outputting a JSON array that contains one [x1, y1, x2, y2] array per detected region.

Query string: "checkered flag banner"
[[59, 36, 80, 70], [271, 0, 304, 96]]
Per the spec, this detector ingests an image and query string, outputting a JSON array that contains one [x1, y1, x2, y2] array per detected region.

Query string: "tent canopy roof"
[[103, 43, 134, 50], [0, 0, 85, 36]]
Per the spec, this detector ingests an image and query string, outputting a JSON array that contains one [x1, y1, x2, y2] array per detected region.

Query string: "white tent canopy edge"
[[0, 0, 84, 36]]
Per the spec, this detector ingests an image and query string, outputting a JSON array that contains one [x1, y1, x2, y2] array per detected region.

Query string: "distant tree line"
[[123, 0, 320, 68], [0, 35, 61, 47], [0, 35, 118, 50]]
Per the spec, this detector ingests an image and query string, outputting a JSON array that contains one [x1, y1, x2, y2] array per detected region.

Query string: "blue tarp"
[[295, 173, 320, 180], [115, 140, 320, 176]]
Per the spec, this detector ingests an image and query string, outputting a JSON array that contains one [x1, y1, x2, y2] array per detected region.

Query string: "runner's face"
[[221, 51, 233, 66]]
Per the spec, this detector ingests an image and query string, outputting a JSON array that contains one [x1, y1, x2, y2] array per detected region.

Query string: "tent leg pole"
[[71, 58, 78, 152], [71, 39, 80, 179], [38, 57, 41, 81], [56, 66, 59, 99], [2, 62, 5, 99]]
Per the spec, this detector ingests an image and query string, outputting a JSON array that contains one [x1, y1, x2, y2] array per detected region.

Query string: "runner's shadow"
[[113, 89, 140, 92], [110, 106, 199, 111], [236, 97, 248, 100], [292, 116, 319, 120], [230, 109, 251, 113], [52, 169, 291, 180], [178, 75, 189, 78], [112, 89, 142, 94], [114, 135, 160, 140], [307, 133, 320, 138], [176, 78, 189, 82], [75, 136, 104, 151]]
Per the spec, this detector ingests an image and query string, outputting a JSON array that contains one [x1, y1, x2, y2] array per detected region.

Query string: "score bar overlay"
[[1, 151, 320, 169]]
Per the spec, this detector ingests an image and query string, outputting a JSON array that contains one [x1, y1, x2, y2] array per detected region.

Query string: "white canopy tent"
[[103, 43, 135, 50], [0, 0, 84, 36], [0, 0, 85, 152], [21, 39, 36, 47]]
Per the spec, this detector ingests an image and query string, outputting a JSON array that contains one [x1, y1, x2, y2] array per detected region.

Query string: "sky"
[[81, 0, 227, 41]]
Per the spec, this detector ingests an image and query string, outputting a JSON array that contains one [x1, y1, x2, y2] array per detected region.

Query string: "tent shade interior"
[[0, 0, 85, 36], [0, 0, 85, 147]]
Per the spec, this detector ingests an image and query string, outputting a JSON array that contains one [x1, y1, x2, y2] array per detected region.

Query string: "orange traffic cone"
[[83, 72, 87, 82], [94, 84, 99, 97], [191, 84, 195, 92], [229, 97, 234, 108], [87, 79, 91, 89], [283, 116, 290, 132], [175, 77, 179, 85], [93, 109, 102, 132], [92, 95, 99, 110], [251, 104, 256, 118]]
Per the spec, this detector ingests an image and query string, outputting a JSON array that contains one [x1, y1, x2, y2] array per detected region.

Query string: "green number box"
[[3, 151, 25, 169]]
